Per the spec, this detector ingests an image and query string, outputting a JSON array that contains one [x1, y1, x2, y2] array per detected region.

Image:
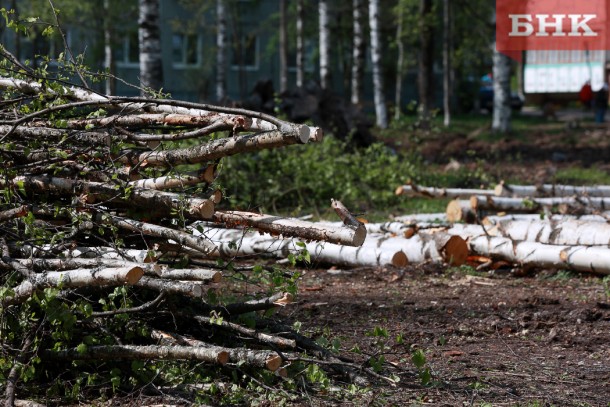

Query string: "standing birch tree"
[[418, 0, 434, 128], [442, 0, 451, 126], [279, 0, 288, 93], [296, 0, 305, 88], [351, 0, 366, 106], [216, 0, 227, 102], [368, 0, 388, 128], [138, 0, 164, 95], [318, 0, 330, 90], [492, 45, 511, 133]]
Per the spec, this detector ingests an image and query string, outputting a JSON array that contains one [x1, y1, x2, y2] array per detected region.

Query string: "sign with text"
[[496, 0, 609, 58]]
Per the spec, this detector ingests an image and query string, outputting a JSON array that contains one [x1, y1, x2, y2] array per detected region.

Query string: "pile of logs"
[[0, 61, 384, 402], [390, 182, 610, 275]]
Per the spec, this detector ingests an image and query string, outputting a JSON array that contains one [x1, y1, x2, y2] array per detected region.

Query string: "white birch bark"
[[296, 0, 305, 87], [495, 183, 610, 198], [103, 0, 115, 95], [442, 0, 451, 127], [472, 195, 610, 213], [279, 0, 288, 93], [3, 266, 144, 306], [484, 213, 610, 224], [211, 210, 366, 246], [394, 8, 404, 120], [450, 219, 610, 247], [216, 0, 227, 102], [351, 0, 366, 106], [468, 236, 610, 275], [203, 228, 406, 268], [138, 0, 164, 95], [492, 44, 511, 133], [368, 0, 388, 128], [318, 0, 330, 90], [392, 213, 448, 223], [396, 184, 496, 198]]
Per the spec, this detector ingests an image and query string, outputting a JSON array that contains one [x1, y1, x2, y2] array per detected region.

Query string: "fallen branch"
[[0, 205, 29, 223], [2, 266, 144, 306], [191, 315, 296, 349], [42, 344, 230, 365]]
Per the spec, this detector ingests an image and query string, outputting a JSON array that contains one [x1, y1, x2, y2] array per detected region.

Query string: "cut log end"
[[494, 184, 505, 196], [217, 350, 230, 365], [446, 199, 463, 223], [211, 270, 222, 283], [209, 189, 223, 204], [195, 200, 215, 219], [443, 236, 469, 266], [265, 354, 282, 371], [395, 185, 406, 196], [126, 266, 145, 285], [391, 251, 408, 267], [352, 225, 367, 247]]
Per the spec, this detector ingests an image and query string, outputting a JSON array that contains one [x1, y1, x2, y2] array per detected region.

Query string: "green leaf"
[[76, 343, 87, 354], [411, 349, 426, 368]]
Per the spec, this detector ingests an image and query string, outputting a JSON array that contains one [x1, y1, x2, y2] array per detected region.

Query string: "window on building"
[[116, 30, 139, 66], [172, 32, 201, 67], [231, 33, 258, 70]]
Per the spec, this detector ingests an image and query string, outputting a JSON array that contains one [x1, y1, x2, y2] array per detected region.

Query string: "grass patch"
[[554, 167, 610, 185]]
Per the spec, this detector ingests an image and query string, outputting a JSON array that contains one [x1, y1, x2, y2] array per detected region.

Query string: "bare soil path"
[[280, 265, 610, 406]]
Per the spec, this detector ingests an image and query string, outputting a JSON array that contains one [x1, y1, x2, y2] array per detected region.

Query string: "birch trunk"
[[394, 7, 404, 121], [442, 0, 451, 127], [103, 0, 116, 95], [351, 0, 366, 106], [44, 345, 230, 365], [138, 0, 164, 95], [119, 127, 313, 167], [216, 0, 227, 103], [3, 266, 144, 306], [450, 219, 610, 247], [318, 0, 330, 90], [204, 228, 407, 268], [418, 0, 434, 126], [369, 0, 388, 128], [468, 236, 610, 275], [472, 195, 610, 213], [495, 183, 610, 198], [396, 184, 495, 198], [100, 214, 218, 255], [211, 210, 366, 246], [492, 44, 511, 133], [279, 0, 288, 93], [296, 0, 305, 88]]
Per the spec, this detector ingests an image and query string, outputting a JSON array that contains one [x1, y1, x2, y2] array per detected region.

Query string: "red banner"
[[496, 0, 609, 60]]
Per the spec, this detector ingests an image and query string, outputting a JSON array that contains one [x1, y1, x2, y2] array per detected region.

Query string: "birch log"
[[203, 228, 406, 268], [13, 176, 215, 219], [0, 205, 29, 223], [100, 214, 217, 255], [495, 183, 610, 198], [361, 232, 468, 266], [446, 199, 478, 223], [468, 236, 610, 275], [395, 184, 495, 198], [127, 165, 216, 190], [472, 195, 610, 213], [450, 219, 610, 247], [212, 210, 366, 247], [2, 266, 144, 306], [43, 344, 230, 365]]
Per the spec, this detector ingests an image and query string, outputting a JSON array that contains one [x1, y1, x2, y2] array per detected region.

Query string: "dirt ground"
[[283, 264, 610, 406]]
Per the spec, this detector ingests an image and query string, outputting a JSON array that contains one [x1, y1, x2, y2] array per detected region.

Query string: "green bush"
[[217, 137, 422, 215]]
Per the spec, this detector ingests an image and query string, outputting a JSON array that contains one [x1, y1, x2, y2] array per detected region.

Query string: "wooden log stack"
[[393, 181, 610, 275]]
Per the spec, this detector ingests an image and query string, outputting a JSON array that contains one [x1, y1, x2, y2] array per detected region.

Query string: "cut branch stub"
[[331, 199, 367, 246]]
